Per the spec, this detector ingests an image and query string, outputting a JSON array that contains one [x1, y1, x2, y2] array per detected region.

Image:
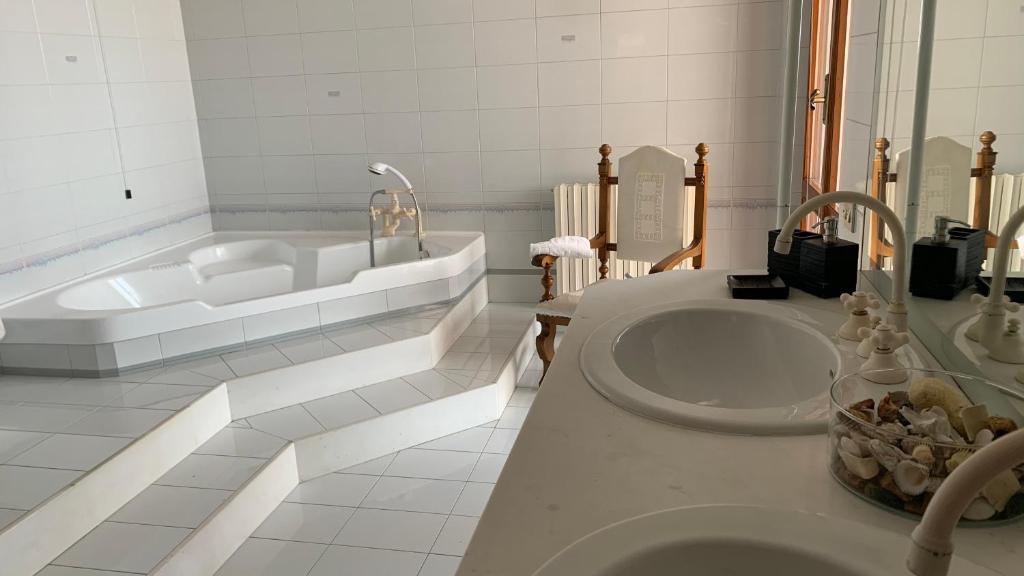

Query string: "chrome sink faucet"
[[907, 428, 1024, 576], [972, 206, 1024, 364], [367, 163, 428, 267], [774, 191, 909, 332]]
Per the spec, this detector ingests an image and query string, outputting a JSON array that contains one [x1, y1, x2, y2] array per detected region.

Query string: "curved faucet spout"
[[907, 428, 1024, 576], [773, 191, 908, 331], [973, 206, 1024, 363]]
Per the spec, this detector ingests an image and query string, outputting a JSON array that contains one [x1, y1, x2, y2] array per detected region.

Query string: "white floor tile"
[[247, 405, 325, 440], [416, 428, 492, 453], [339, 453, 395, 475], [402, 370, 464, 400], [215, 537, 326, 576], [0, 379, 136, 406], [482, 428, 519, 455], [196, 427, 288, 458], [333, 508, 446, 552], [253, 502, 355, 544], [435, 352, 489, 371], [8, 434, 131, 471], [274, 334, 343, 364], [146, 366, 223, 387], [418, 554, 461, 576], [63, 407, 174, 438], [324, 324, 393, 352], [0, 464, 80, 509], [0, 429, 49, 462], [37, 567, 127, 575], [169, 356, 237, 381], [303, 391, 379, 429], [0, 402, 97, 433], [434, 369, 476, 388], [508, 387, 538, 407], [112, 383, 205, 410], [385, 449, 479, 481], [221, 346, 292, 377], [515, 370, 543, 388], [451, 482, 493, 517], [468, 453, 507, 483], [285, 473, 378, 507], [54, 521, 190, 573], [0, 507, 23, 530], [309, 545, 425, 576], [496, 406, 529, 430], [354, 379, 430, 414], [157, 454, 266, 490], [431, 515, 478, 556], [361, 476, 464, 514], [110, 485, 232, 528], [449, 337, 517, 354]]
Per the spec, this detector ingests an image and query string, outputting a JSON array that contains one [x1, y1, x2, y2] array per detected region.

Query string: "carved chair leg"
[[536, 316, 558, 383]]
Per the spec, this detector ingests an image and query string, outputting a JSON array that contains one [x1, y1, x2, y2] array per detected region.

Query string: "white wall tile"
[[247, 35, 304, 76], [0, 0, 38, 33], [40, 34, 107, 84], [206, 157, 266, 195], [667, 99, 732, 145], [309, 114, 367, 154], [253, 76, 308, 116], [0, 32, 47, 85], [417, 67, 478, 110], [34, 0, 94, 35], [187, 38, 249, 80], [314, 154, 370, 194], [540, 147, 599, 187], [668, 52, 734, 100], [536, 14, 600, 62], [258, 116, 312, 155], [361, 70, 420, 112], [93, 0, 139, 38], [737, 1, 783, 51], [365, 113, 423, 153], [195, 79, 254, 119], [479, 108, 539, 150], [182, 0, 245, 40], [981, 36, 1024, 87], [298, 0, 356, 32], [355, 0, 414, 29], [477, 64, 538, 109], [602, 101, 666, 146], [482, 150, 541, 192], [602, 56, 666, 103], [243, 0, 300, 35], [421, 110, 480, 152], [357, 28, 416, 71], [601, 10, 668, 58], [473, 0, 535, 22], [538, 60, 600, 106], [537, 0, 598, 17], [413, 0, 473, 25], [475, 19, 537, 65], [668, 5, 737, 55], [306, 73, 363, 114], [424, 152, 483, 199], [200, 118, 262, 156], [302, 31, 359, 74], [735, 50, 781, 97], [539, 105, 600, 148], [985, 0, 1023, 37], [263, 155, 317, 194], [416, 23, 476, 68]]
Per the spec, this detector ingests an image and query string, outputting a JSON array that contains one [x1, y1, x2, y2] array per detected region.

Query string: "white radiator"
[[552, 183, 693, 295]]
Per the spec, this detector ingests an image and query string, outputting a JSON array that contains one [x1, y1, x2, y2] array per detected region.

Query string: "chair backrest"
[[869, 131, 998, 268], [616, 146, 691, 262]]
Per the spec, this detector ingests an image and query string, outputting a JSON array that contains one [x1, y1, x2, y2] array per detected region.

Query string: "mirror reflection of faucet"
[[971, 206, 1024, 379]]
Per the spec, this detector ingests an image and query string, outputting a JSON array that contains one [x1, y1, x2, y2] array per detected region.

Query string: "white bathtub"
[[0, 231, 486, 375]]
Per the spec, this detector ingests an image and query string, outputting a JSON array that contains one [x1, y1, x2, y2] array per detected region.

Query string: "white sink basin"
[[580, 299, 845, 435], [532, 505, 998, 576]]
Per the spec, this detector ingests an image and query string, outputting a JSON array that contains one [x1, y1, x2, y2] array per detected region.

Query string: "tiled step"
[[26, 302, 539, 575]]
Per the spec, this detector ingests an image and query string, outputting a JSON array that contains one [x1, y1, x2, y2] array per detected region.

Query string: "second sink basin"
[[580, 299, 844, 435]]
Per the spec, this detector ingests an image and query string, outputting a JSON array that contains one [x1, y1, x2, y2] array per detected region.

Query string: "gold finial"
[[599, 144, 612, 159], [695, 142, 709, 159], [980, 130, 996, 148], [874, 137, 890, 154]]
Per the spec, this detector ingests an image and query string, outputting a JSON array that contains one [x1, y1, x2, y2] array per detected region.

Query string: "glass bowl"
[[829, 368, 1024, 525]]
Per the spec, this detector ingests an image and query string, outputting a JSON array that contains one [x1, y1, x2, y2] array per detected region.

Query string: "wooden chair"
[[869, 131, 999, 268], [531, 143, 710, 380]]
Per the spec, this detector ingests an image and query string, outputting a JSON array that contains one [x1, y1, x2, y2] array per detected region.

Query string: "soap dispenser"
[[909, 216, 987, 300], [797, 217, 859, 298]]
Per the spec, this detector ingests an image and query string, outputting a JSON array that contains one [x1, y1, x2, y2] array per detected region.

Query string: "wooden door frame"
[[802, 0, 849, 226]]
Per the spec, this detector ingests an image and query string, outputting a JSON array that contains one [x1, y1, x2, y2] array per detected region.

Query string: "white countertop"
[[458, 270, 1022, 576]]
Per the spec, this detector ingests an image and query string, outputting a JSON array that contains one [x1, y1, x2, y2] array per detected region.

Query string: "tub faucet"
[[970, 205, 1024, 365], [774, 191, 909, 332], [907, 428, 1024, 576], [367, 163, 427, 266]]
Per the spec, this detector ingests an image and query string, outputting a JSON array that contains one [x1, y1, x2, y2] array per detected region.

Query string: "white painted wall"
[[183, 0, 790, 300], [0, 0, 211, 305]]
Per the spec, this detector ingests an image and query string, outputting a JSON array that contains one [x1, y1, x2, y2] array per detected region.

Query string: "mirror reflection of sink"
[[949, 314, 1024, 392], [580, 299, 918, 435], [531, 505, 999, 576]]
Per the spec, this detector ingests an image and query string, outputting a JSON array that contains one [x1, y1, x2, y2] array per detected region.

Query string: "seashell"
[[868, 438, 908, 472], [900, 435, 932, 454], [893, 460, 930, 496], [981, 469, 1022, 512], [973, 428, 995, 447], [911, 444, 935, 466], [946, 450, 972, 474], [908, 377, 969, 433], [984, 416, 1019, 438], [878, 391, 911, 423], [839, 436, 863, 457], [879, 472, 914, 502], [962, 497, 997, 521], [839, 448, 880, 480], [900, 406, 963, 444], [846, 399, 876, 424], [959, 404, 990, 441], [925, 477, 943, 493], [879, 422, 907, 437], [832, 423, 852, 439]]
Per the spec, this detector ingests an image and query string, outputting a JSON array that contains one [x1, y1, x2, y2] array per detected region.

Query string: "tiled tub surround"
[[183, 0, 789, 286], [0, 0, 212, 305], [0, 231, 486, 376]]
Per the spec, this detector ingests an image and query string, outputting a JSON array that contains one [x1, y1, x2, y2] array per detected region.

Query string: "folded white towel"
[[530, 235, 593, 259]]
